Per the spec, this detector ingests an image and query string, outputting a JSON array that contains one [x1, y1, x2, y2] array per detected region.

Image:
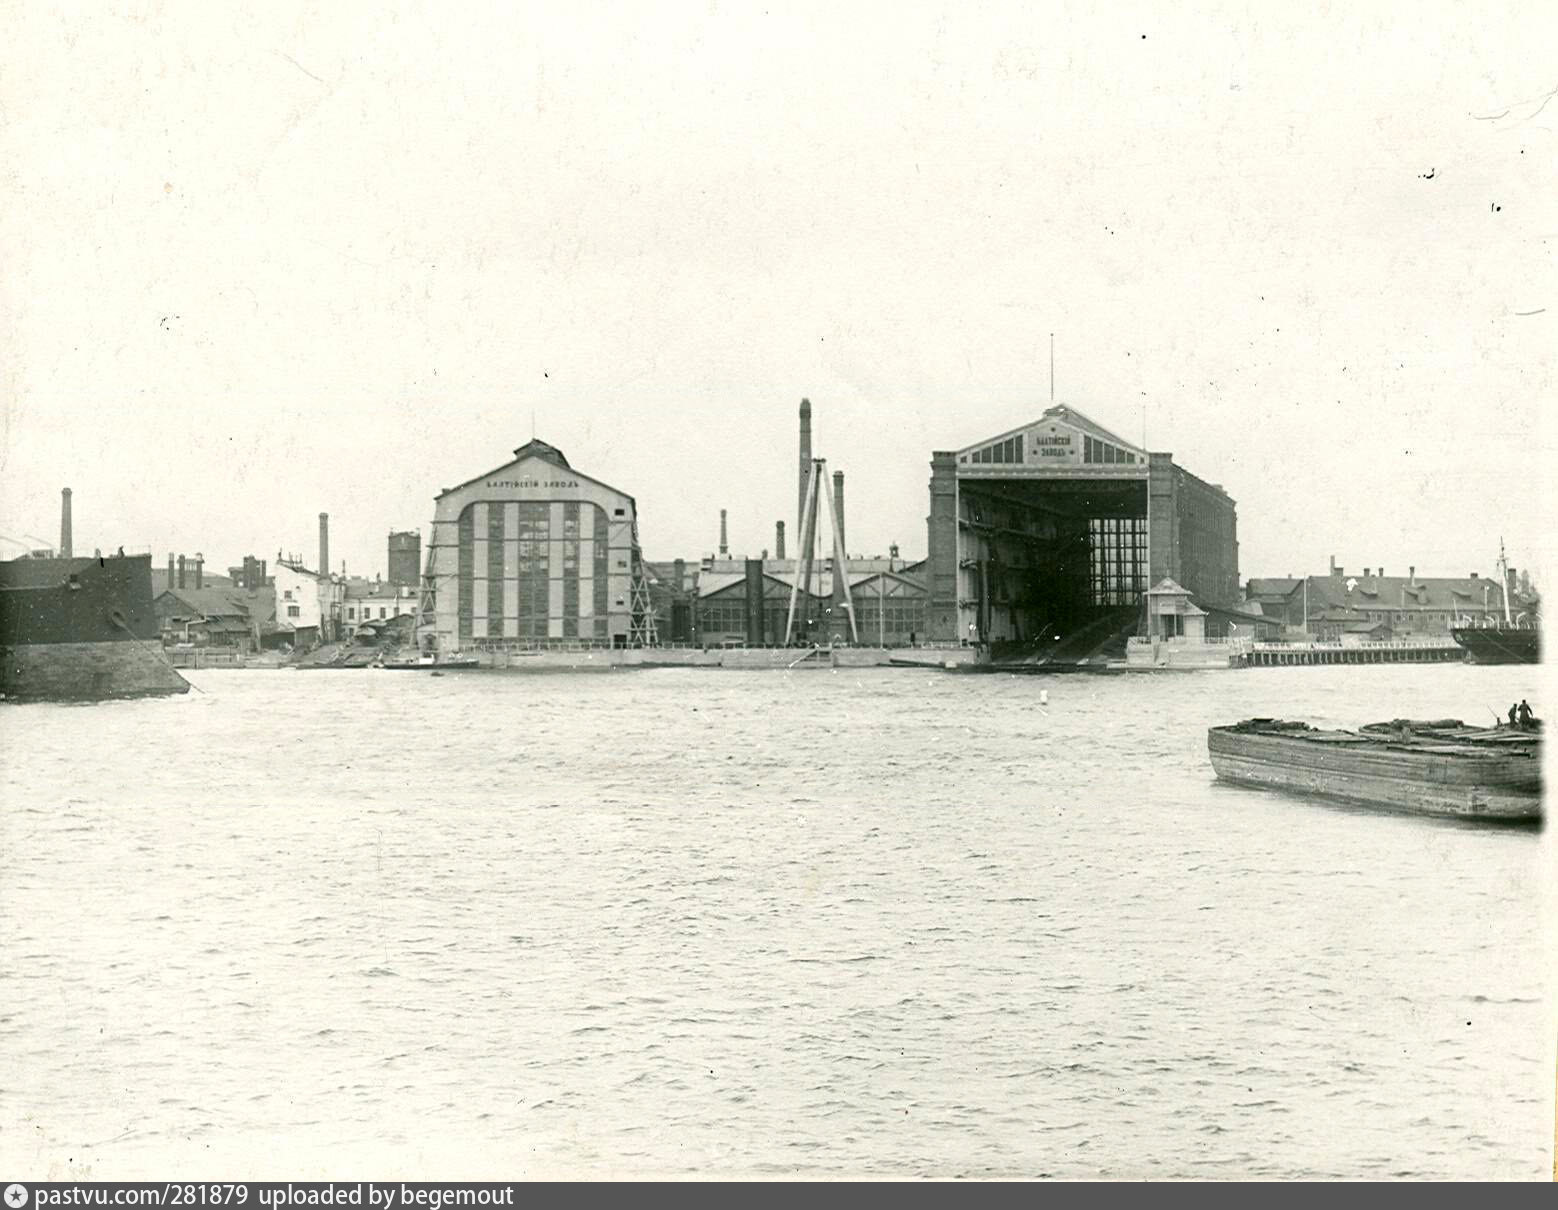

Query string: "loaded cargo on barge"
[[1208, 717, 1542, 823]]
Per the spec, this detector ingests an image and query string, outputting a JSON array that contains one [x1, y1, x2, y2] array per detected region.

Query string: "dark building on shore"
[[925, 404, 1239, 645], [1246, 558, 1532, 640]]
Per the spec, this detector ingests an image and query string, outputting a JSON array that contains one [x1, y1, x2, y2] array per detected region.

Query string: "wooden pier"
[[1246, 639, 1465, 667]]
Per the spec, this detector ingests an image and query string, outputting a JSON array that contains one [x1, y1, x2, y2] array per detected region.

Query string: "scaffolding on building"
[[628, 519, 659, 647]]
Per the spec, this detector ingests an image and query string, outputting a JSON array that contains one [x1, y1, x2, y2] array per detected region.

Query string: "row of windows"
[[465, 617, 611, 640], [1354, 610, 1488, 622], [1084, 436, 1137, 465], [1088, 516, 1146, 606], [1090, 517, 1147, 539], [969, 435, 1024, 464], [697, 599, 928, 640]]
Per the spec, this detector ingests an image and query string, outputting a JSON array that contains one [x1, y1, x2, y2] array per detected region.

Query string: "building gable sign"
[[959, 414, 1144, 470], [1026, 420, 1082, 465], [483, 456, 581, 491], [1030, 418, 1142, 468]]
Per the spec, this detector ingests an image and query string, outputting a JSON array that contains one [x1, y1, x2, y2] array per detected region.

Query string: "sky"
[[2, 2, 1554, 587]]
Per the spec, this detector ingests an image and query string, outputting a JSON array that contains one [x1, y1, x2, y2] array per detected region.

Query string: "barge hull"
[[1, 638, 190, 702], [1208, 729, 1541, 821]]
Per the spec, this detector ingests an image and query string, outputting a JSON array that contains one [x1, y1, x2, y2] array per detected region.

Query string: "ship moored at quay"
[[1208, 717, 1542, 824], [1449, 622, 1541, 665], [1448, 544, 1541, 665]]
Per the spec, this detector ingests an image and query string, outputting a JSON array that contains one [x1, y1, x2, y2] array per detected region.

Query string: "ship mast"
[[1497, 539, 1513, 625]]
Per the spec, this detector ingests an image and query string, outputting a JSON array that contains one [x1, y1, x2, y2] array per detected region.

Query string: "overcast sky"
[[2, 2, 1553, 586]]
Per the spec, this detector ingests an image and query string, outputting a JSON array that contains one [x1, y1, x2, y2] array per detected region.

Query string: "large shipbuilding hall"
[[420, 440, 655, 653], [925, 405, 1239, 646]]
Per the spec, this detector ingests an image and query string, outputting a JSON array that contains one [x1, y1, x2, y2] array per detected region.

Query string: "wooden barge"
[[1207, 718, 1542, 823]]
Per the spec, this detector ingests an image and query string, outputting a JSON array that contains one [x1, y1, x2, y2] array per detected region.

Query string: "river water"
[[1, 663, 1551, 1179]]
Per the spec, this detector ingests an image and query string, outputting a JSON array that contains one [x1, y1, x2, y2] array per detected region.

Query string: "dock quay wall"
[[473, 645, 981, 671]]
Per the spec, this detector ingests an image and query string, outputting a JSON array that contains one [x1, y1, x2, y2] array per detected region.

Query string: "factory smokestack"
[[832, 470, 846, 555], [775, 520, 786, 560], [177, 554, 187, 589], [798, 398, 812, 540], [59, 488, 73, 558], [719, 509, 728, 557], [194, 553, 204, 590], [168, 552, 175, 587], [319, 512, 330, 578]]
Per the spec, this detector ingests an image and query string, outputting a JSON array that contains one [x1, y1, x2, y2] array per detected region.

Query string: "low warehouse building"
[[690, 556, 928, 647]]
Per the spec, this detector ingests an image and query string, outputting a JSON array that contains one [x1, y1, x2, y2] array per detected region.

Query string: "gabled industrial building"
[[421, 439, 656, 653], [925, 404, 1239, 647], [687, 556, 928, 648]]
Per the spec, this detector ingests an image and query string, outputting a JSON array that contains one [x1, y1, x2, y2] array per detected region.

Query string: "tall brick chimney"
[[798, 398, 812, 540], [719, 509, 728, 557], [177, 554, 186, 589], [775, 520, 786, 560], [59, 488, 72, 558], [832, 470, 846, 556], [194, 553, 204, 590], [319, 512, 330, 578]]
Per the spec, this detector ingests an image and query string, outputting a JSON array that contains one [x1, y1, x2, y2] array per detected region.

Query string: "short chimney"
[[1409, 565, 1416, 584], [59, 488, 73, 558], [319, 512, 330, 578], [775, 520, 786, 560], [718, 509, 728, 557], [1364, 568, 1371, 578]]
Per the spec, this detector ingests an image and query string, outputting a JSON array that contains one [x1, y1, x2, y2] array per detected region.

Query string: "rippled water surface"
[[2, 663, 1552, 1179]]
